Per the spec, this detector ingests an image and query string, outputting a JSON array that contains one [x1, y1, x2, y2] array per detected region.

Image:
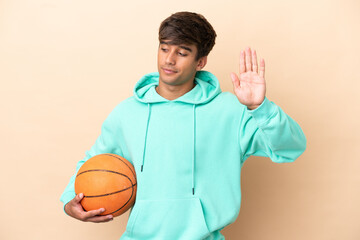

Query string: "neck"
[[155, 80, 196, 100]]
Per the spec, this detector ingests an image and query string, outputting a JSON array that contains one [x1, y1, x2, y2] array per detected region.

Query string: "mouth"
[[162, 67, 178, 74]]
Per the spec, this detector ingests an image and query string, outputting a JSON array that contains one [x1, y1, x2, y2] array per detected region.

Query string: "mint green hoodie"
[[60, 71, 306, 240]]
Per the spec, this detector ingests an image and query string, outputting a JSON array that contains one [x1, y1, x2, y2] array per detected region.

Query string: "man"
[[61, 11, 306, 240]]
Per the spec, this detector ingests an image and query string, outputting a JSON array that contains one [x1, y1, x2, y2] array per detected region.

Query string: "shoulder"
[[108, 96, 149, 122], [198, 91, 247, 120], [212, 92, 246, 110], [216, 92, 238, 101]]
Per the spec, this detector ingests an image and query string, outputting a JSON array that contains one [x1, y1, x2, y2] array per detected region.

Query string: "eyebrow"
[[160, 41, 193, 53]]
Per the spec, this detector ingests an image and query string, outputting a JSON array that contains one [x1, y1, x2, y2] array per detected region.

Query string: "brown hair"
[[158, 11, 217, 60]]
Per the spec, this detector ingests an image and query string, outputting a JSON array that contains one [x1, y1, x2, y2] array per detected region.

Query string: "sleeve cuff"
[[246, 97, 276, 125]]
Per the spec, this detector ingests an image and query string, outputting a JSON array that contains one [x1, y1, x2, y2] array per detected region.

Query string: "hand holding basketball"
[[74, 154, 137, 218], [65, 154, 137, 222], [64, 193, 114, 223]]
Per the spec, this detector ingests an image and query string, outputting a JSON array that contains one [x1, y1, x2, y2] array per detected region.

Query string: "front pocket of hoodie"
[[126, 197, 210, 240]]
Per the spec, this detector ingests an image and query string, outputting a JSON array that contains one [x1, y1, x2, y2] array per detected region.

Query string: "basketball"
[[74, 153, 137, 217]]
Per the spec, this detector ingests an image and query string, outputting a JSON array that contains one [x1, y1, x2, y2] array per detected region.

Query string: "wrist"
[[64, 202, 73, 217]]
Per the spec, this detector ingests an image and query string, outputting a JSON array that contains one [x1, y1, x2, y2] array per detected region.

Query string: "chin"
[[160, 79, 180, 86], [159, 74, 178, 85]]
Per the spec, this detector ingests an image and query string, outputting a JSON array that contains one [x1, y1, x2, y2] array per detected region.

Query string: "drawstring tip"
[[141, 165, 143, 172], [192, 188, 195, 195]]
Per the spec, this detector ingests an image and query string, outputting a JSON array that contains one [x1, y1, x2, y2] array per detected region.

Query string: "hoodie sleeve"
[[238, 97, 306, 164], [60, 106, 124, 213]]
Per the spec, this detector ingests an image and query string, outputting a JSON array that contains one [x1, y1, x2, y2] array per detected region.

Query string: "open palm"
[[231, 47, 266, 110]]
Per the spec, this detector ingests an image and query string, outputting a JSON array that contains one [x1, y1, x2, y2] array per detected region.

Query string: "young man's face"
[[157, 40, 207, 87]]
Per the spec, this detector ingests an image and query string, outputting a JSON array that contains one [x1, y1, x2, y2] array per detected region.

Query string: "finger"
[[239, 50, 246, 74], [231, 72, 240, 88], [259, 58, 265, 79], [252, 49, 258, 73], [83, 207, 106, 219], [245, 47, 252, 72], [87, 214, 113, 223]]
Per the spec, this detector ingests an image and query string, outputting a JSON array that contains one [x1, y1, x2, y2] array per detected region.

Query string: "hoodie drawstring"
[[141, 103, 151, 172], [192, 104, 196, 195], [140, 103, 197, 196]]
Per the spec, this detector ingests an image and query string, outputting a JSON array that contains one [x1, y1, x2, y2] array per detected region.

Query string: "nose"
[[165, 51, 176, 65]]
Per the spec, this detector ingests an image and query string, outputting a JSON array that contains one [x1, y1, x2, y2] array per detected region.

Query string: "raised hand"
[[230, 47, 266, 110]]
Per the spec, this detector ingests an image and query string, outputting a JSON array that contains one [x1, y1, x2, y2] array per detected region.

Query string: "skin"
[[156, 40, 207, 100], [156, 42, 266, 109], [64, 45, 266, 223], [230, 47, 266, 110]]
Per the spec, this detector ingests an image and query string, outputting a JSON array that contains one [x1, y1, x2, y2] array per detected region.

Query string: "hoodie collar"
[[134, 70, 221, 105]]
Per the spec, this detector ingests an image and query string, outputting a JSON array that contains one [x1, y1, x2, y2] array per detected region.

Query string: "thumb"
[[74, 193, 84, 203], [230, 73, 240, 89]]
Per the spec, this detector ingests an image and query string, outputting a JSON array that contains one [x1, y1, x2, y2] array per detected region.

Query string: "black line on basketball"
[[77, 169, 135, 191], [101, 154, 137, 215], [77, 169, 128, 177], [78, 169, 136, 200], [107, 182, 137, 215], [103, 154, 137, 179], [83, 183, 137, 198]]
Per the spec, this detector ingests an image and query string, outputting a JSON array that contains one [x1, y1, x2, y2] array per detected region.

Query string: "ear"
[[196, 56, 207, 71]]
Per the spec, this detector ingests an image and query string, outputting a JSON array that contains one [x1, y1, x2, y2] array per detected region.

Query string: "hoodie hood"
[[134, 70, 221, 104]]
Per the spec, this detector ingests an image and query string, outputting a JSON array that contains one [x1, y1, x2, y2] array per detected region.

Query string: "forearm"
[[240, 98, 307, 163]]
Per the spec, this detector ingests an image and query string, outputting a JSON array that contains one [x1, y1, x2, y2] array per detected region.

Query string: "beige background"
[[1, 0, 359, 239]]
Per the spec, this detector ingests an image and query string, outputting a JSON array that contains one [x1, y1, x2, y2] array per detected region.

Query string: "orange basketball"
[[75, 153, 137, 217]]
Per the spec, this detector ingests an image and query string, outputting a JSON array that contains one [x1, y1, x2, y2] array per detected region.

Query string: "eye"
[[161, 47, 168, 52], [178, 52, 188, 57]]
